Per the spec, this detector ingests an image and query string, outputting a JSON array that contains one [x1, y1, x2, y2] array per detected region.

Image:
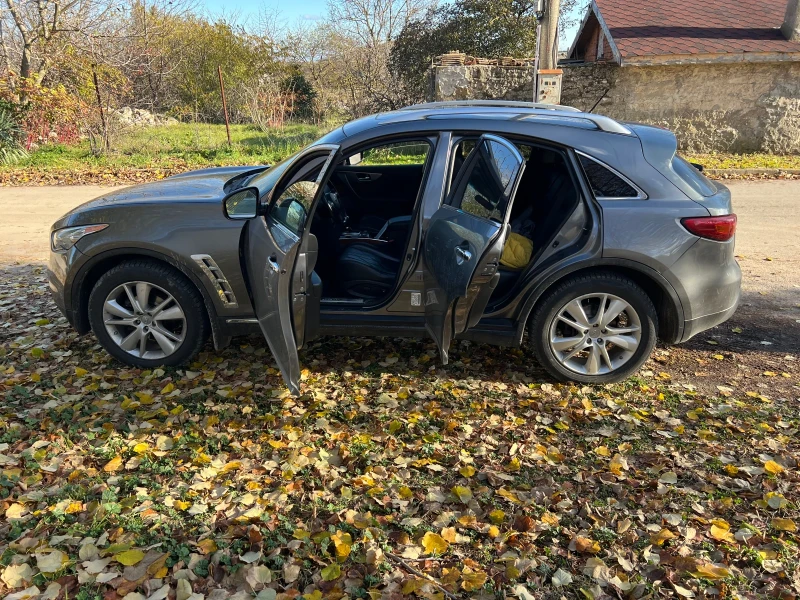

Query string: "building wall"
[[430, 61, 800, 153]]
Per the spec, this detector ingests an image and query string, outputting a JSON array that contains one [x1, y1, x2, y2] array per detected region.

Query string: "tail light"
[[681, 214, 737, 242]]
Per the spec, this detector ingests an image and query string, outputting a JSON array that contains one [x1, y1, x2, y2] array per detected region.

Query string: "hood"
[[66, 165, 267, 214]]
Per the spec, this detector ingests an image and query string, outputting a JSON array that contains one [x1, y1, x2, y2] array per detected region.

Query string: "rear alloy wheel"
[[88, 260, 209, 368], [530, 273, 657, 384]]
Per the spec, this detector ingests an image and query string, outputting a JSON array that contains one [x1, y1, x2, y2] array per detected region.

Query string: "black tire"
[[88, 260, 209, 368], [529, 272, 657, 384]]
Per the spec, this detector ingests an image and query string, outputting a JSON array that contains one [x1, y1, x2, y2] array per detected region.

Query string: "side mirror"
[[223, 187, 259, 219]]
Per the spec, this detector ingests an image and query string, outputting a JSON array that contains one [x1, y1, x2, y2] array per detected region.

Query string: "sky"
[[200, 0, 586, 50]]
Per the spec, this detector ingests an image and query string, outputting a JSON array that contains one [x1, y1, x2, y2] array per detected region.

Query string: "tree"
[[390, 0, 586, 103], [1, 0, 119, 83]]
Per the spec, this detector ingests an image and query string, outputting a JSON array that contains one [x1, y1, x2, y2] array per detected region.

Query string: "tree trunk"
[[539, 0, 562, 71], [20, 44, 32, 79]]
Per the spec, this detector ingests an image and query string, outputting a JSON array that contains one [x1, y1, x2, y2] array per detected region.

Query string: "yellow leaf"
[[710, 522, 736, 543], [460, 567, 488, 591], [506, 457, 521, 472], [451, 485, 472, 503], [488, 525, 500, 538], [692, 563, 731, 580], [103, 456, 123, 473], [75, 367, 88, 377], [132, 442, 150, 454], [320, 563, 341, 581], [160, 383, 175, 394], [575, 536, 601, 554], [331, 530, 352, 560], [174, 500, 191, 511], [197, 539, 217, 554], [489, 509, 505, 524], [772, 518, 797, 532], [441, 527, 457, 543], [421, 531, 449, 555], [594, 446, 610, 457], [114, 549, 145, 566], [65, 501, 83, 514], [651, 528, 676, 545], [459, 465, 476, 477], [764, 460, 784, 475]]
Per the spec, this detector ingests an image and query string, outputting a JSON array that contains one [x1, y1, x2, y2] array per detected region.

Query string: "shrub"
[[0, 75, 91, 149], [0, 108, 28, 164]]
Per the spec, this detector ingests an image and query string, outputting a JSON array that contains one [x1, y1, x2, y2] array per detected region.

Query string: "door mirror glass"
[[223, 187, 259, 219]]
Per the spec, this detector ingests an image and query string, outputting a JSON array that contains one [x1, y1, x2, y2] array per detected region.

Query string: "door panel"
[[333, 164, 424, 222], [246, 145, 339, 395], [423, 135, 525, 363]]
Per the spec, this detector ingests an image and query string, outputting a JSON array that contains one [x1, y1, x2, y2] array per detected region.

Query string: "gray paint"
[[49, 102, 741, 379]]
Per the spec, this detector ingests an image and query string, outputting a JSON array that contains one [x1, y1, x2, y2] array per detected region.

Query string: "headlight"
[[51, 224, 109, 253]]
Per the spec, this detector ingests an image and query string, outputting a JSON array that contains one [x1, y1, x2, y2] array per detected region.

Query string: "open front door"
[[245, 145, 339, 394], [423, 135, 525, 363]]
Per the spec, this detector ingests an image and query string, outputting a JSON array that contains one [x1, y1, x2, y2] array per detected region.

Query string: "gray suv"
[[48, 101, 741, 394]]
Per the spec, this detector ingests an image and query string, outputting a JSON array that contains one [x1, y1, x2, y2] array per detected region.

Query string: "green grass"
[[685, 152, 800, 171], [11, 122, 329, 172], [2, 122, 798, 183]]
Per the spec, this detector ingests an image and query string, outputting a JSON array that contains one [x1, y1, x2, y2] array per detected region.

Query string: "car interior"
[[303, 136, 581, 307]]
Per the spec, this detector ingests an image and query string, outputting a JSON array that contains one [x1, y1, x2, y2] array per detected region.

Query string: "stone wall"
[[429, 65, 536, 103], [430, 61, 800, 153]]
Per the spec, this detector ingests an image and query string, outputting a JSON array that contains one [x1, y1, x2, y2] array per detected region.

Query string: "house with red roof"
[[559, 0, 800, 153]]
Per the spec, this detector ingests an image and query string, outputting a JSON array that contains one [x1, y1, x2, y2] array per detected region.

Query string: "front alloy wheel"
[[88, 260, 209, 368], [530, 272, 657, 384], [102, 281, 186, 360]]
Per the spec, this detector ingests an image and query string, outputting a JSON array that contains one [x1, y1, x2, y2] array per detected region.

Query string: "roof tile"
[[594, 0, 800, 59]]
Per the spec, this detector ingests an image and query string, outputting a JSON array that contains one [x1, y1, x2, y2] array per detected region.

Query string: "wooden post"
[[217, 65, 231, 146], [91, 64, 109, 151]]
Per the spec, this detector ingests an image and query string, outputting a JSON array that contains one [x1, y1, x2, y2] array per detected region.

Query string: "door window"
[[448, 137, 524, 222], [347, 140, 429, 166], [268, 150, 337, 236]]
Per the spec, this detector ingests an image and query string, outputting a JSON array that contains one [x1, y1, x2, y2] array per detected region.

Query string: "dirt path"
[[0, 180, 798, 396]]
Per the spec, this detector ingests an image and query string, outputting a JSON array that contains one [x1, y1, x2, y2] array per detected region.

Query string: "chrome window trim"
[[191, 254, 239, 308], [575, 150, 648, 200]]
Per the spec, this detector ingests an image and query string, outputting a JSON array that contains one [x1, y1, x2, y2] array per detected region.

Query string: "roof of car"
[[339, 101, 634, 138]]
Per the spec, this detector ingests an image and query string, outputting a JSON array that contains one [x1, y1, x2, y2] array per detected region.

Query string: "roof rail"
[[400, 100, 632, 135], [402, 100, 582, 112]]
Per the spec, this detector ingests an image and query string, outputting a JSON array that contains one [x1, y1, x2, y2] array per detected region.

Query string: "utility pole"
[[533, 0, 563, 104], [539, 0, 561, 70]]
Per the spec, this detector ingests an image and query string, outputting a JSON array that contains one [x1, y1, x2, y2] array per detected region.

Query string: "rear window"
[[578, 154, 640, 198], [671, 156, 717, 197]]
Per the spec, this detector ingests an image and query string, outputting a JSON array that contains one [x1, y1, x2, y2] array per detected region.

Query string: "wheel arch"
[[71, 248, 225, 348], [515, 259, 685, 345]]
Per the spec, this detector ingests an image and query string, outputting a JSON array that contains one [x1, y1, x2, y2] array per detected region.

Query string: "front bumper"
[[48, 246, 84, 328]]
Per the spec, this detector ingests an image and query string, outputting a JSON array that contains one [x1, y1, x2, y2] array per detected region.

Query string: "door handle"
[[454, 245, 472, 265], [268, 255, 280, 272], [356, 173, 372, 181]]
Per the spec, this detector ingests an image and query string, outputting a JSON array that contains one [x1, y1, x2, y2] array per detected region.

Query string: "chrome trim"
[[191, 254, 239, 308], [575, 150, 649, 200], [226, 318, 258, 324], [403, 100, 582, 113]]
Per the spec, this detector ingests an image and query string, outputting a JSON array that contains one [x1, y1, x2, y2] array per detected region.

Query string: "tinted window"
[[672, 155, 717, 197], [270, 180, 318, 235], [451, 139, 523, 221], [578, 155, 639, 198]]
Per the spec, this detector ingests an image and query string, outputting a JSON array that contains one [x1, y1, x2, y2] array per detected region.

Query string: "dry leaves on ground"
[[0, 265, 798, 600]]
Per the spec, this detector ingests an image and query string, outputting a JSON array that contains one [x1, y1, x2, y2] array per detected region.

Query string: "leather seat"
[[336, 243, 400, 298], [357, 215, 388, 236]]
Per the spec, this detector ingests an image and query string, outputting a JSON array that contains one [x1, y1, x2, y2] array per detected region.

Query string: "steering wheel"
[[321, 181, 349, 228]]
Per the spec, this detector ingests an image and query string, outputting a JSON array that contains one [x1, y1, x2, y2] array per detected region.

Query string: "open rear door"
[[245, 145, 339, 394], [423, 135, 525, 363]]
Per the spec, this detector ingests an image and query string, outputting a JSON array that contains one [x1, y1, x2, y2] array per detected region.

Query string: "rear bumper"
[[666, 238, 741, 343]]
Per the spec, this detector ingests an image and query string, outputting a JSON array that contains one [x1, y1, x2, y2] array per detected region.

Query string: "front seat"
[[336, 244, 400, 299]]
